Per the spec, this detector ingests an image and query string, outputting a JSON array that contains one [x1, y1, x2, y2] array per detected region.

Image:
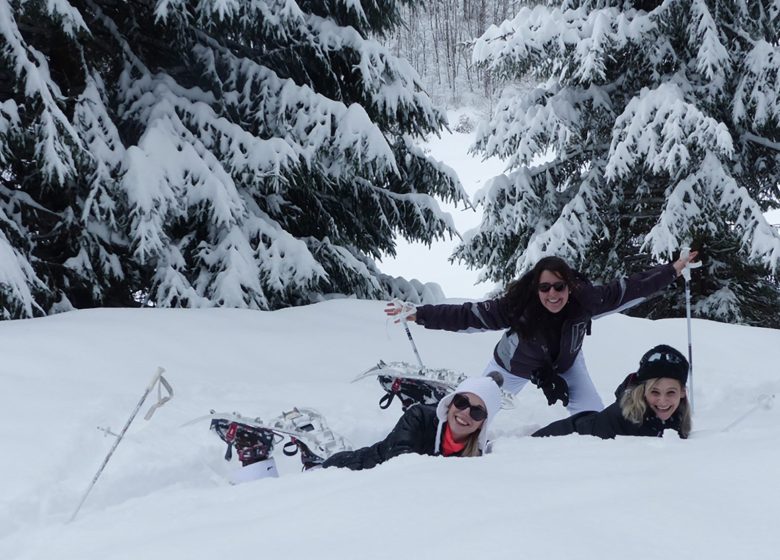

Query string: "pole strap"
[[144, 373, 174, 420]]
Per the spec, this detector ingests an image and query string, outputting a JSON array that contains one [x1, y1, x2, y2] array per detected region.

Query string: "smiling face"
[[446, 392, 486, 442], [644, 378, 686, 421], [537, 270, 570, 314]]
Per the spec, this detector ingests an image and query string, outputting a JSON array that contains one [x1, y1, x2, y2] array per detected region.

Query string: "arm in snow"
[[322, 405, 430, 471], [577, 263, 677, 318], [414, 299, 512, 332], [533, 404, 640, 440], [578, 404, 625, 439], [531, 413, 586, 437]]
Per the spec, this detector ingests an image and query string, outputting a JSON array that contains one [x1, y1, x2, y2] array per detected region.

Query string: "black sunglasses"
[[451, 394, 488, 422], [537, 281, 567, 293]]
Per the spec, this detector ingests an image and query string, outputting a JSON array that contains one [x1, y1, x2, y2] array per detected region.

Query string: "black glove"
[[530, 368, 570, 407]]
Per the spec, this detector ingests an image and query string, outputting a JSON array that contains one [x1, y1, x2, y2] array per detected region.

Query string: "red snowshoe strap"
[[377, 375, 449, 411], [210, 418, 278, 467]]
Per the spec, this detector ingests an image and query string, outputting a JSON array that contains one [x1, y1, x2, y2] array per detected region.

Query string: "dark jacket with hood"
[[531, 375, 685, 439], [414, 263, 677, 379], [323, 404, 453, 471]]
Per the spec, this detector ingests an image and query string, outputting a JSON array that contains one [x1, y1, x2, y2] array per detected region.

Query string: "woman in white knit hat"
[[322, 373, 504, 471]]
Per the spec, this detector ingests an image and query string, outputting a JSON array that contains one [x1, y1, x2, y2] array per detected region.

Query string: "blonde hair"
[[619, 378, 692, 438], [461, 431, 481, 457]]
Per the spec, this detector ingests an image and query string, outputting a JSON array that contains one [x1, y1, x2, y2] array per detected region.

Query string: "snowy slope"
[[1, 301, 779, 560]]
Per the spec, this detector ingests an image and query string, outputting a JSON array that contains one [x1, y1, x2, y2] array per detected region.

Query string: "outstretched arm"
[[413, 299, 513, 332], [322, 405, 431, 471], [581, 251, 699, 317]]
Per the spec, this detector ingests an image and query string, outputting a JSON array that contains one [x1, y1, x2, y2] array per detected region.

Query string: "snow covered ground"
[[1, 300, 779, 560]]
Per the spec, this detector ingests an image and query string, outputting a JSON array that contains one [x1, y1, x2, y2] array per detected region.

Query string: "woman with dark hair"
[[532, 345, 692, 439], [386, 252, 697, 415]]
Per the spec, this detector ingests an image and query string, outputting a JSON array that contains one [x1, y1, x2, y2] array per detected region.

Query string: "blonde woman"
[[533, 345, 691, 439], [323, 374, 504, 470]]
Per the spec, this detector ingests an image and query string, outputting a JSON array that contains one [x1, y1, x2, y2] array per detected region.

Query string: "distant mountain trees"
[[388, 0, 526, 106]]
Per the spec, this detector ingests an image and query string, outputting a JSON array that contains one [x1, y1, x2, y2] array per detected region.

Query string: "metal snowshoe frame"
[[353, 360, 468, 411], [357, 303, 514, 411], [208, 408, 351, 471], [355, 360, 515, 411]]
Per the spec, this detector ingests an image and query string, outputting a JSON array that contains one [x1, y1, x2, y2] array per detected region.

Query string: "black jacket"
[[532, 396, 685, 439], [415, 263, 677, 379], [323, 404, 453, 471]]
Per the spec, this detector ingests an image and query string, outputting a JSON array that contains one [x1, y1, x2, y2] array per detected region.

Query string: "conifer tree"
[[458, 0, 780, 326], [0, 0, 466, 318]]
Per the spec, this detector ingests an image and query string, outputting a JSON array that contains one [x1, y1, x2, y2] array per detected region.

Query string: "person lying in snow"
[[322, 373, 504, 470], [386, 253, 698, 416], [532, 345, 692, 439]]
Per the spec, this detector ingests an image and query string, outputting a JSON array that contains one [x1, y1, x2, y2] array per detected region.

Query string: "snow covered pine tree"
[[457, 0, 780, 326], [0, 0, 466, 318]]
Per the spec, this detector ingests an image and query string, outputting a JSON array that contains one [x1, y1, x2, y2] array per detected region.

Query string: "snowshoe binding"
[[354, 360, 515, 411], [208, 408, 351, 471]]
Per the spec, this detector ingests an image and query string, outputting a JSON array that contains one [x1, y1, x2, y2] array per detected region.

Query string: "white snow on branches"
[[478, 81, 612, 169], [0, 1, 82, 183], [473, 5, 655, 85], [644, 152, 780, 270], [0, 226, 44, 319], [688, 0, 730, 86], [606, 82, 733, 181], [733, 41, 780, 130], [0, 99, 19, 164], [463, 0, 780, 323], [515, 163, 608, 274]]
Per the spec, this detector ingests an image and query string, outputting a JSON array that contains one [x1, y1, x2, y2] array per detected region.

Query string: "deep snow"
[[1, 300, 779, 560]]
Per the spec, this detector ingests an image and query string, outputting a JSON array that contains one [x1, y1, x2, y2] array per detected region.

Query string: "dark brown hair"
[[503, 256, 581, 339]]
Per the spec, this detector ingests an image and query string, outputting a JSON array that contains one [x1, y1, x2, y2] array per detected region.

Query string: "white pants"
[[482, 351, 604, 415]]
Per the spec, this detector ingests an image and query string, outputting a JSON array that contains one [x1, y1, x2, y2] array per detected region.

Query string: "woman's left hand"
[[672, 250, 699, 277]]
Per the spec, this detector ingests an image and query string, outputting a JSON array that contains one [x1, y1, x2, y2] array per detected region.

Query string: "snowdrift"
[[1, 300, 779, 560]]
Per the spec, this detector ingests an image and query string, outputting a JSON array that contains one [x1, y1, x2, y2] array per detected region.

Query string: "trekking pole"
[[69, 367, 173, 523], [401, 317, 425, 369], [680, 247, 701, 413], [388, 300, 424, 369]]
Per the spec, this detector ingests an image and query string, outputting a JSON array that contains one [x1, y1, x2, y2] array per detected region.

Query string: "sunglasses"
[[537, 281, 567, 293], [451, 394, 488, 422]]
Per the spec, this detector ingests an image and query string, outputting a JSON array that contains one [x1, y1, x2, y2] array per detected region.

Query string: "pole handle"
[[680, 247, 702, 281]]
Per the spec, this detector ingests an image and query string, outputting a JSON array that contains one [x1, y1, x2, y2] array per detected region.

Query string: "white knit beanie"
[[436, 375, 503, 452]]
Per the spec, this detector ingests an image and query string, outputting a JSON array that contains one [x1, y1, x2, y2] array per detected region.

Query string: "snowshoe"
[[208, 408, 351, 471], [353, 360, 515, 411], [210, 416, 280, 467]]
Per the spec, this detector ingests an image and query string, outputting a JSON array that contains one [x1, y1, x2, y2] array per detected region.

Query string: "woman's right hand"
[[384, 300, 416, 323], [672, 250, 699, 277]]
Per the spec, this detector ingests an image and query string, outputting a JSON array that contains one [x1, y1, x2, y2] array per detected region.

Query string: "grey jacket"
[[415, 263, 677, 379]]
